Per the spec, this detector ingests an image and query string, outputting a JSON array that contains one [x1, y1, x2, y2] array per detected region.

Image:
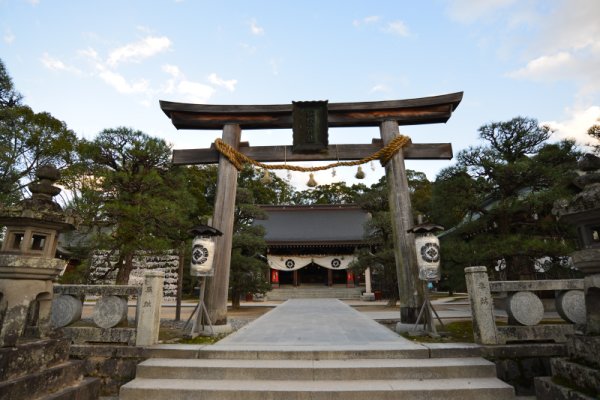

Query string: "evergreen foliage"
[[72, 127, 200, 283], [431, 117, 581, 282], [0, 59, 77, 206]]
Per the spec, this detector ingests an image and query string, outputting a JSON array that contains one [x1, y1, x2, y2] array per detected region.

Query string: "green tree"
[[431, 117, 580, 281], [0, 59, 77, 206], [229, 167, 272, 308], [238, 167, 295, 205], [73, 127, 199, 284], [351, 172, 433, 304], [292, 181, 368, 205]]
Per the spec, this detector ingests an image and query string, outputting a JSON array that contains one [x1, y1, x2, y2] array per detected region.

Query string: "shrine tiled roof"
[[254, 204, 370, 246]]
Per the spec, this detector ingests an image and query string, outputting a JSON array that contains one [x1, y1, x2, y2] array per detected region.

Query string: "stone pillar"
[[365, 267, 373, 294], [204, 124, 241, 330], [380, 120, 423, 322], [136, 271, 164, 346], [464, 266, 498, 345]]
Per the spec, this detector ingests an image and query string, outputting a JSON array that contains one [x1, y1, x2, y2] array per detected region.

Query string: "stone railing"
[[52, 271, 164, 346], [465, 266, 585, 345]]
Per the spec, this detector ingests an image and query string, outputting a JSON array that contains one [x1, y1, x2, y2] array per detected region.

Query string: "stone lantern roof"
[[553, 153, 600, 275], [0, 165, 75, 231], [0, 165, 75, 279]]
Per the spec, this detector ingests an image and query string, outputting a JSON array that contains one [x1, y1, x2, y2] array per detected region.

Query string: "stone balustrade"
[[465, 266, 585, 345], [52, 271, 164, 346]]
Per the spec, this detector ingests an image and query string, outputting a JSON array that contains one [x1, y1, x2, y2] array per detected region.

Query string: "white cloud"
[[506, 0, 600, 100], [270, 58, 281, 76], [3, 29, 15, 45], [177, 80, 215, 103], [40, 53, 81, 74], [249, 19, 264, 36], [161, 64, 218, 103], [25, 0, 40, 5], [544, 106, 600, 147], [445, 0, 517, 23], [107, 36, 171, 67], [370, 84, 391, 93], [508, 52, 574, 80], [208, 73, 237, 92], [79, 47, 99, 60], [353, 16, 380, 27], [98, 69, 149, 94], [385, 20, 410, 37], [162, 64, 182, 78], [240, 43, 257, 54]]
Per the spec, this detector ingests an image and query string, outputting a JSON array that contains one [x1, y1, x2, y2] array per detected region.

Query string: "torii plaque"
[[160, 92, 462, 327]]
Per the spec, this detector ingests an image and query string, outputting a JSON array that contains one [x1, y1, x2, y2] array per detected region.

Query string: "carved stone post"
[[136, 271, 164, 346], [204, 124, 241, 330], [464, 266, 498, 345], [380, 120, 423, 323]]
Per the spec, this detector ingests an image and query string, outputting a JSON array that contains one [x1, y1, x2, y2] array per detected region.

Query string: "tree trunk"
[[115, 253, 134, 284], [231, 291, 240, 310]]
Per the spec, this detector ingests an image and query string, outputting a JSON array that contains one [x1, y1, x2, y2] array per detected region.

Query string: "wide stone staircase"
[[266, 285, 363, 300], [120, 345, 515, 400]]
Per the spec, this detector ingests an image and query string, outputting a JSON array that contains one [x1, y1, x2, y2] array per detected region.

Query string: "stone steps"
[[135, 357, 498, 380], [146, 343, 483, 360], [121, 346, 514, 400], [267, 287, 363, 300], [120, 377, 514, 400]]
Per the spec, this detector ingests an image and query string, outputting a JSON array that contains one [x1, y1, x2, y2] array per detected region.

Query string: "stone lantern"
[[0, 165, 75, 347], [555, 154, 600, 334], [535, 153, 600, 398]]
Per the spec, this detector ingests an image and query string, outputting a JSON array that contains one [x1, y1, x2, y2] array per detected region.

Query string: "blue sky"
[[1, 0, 599, 189]]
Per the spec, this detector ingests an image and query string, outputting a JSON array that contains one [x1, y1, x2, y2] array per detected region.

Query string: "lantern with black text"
[[190, 225, 223, 277], [408, 223, 444, 282]]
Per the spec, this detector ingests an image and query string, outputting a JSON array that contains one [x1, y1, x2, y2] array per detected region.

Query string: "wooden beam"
[[172, 141, 453, 165], [160, 92, 463, 130]]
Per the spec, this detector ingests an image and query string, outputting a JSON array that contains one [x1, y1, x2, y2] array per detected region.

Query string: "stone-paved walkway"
[[211, 298, 426, 350]]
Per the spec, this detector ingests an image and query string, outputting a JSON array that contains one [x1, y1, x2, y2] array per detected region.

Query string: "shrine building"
[[254, 204, 370, 291]]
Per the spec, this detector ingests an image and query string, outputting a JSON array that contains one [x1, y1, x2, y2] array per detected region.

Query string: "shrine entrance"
[[300, 263, 327, 285], [160, 92, 462, 326]]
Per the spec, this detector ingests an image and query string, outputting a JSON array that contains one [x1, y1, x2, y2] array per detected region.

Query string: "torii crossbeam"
[[161, 92, 462, 328]]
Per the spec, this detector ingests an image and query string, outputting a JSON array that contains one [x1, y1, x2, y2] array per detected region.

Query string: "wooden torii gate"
[[160, 92, 462, 327]]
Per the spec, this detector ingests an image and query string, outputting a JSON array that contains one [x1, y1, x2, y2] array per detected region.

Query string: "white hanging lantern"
[[408, 223, 444, 282], [190, 225, 222, 277]]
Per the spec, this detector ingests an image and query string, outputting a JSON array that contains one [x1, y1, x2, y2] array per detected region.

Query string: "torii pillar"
[[205, 124, 240, 328], [160, 92, 462, 325], [381, 120, 423, 321]]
